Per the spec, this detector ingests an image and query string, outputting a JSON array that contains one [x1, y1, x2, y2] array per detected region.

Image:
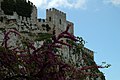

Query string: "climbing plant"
[[0, 25, 110, 80]]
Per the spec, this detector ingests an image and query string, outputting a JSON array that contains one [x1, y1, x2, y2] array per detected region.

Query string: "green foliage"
[[1, 0, 15, 15], [1, 0, 33, 17], [66, 37, 84, 55], [20, 31, 29, 33], [35, 33, 53, 41], [15, 0, 33, 17], [102, 62, 111, 68]]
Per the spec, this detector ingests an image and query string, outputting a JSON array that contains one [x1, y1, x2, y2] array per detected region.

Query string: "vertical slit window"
[[49, 17, 51, 21], [60, 19, 61, 24]]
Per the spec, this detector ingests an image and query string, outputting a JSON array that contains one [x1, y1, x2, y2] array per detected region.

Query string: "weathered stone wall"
[[0, 2, 105, 79]]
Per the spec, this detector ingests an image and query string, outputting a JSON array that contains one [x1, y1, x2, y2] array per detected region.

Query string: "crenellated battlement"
[[38, 18, 46, 23], [46, 8, 66, 17], [4, 12, 31, 22]]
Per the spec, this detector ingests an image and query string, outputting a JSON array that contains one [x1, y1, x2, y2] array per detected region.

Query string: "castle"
[[0, 0, 105, 80]]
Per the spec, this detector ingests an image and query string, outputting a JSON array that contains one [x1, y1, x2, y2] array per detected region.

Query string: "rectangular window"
[[0, 17, 3, 22], [59, 19, 61, 24], [49, 17, 51, 21]]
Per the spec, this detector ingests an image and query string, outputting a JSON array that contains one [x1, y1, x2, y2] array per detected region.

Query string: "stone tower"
[[46, 8, 67, 35]]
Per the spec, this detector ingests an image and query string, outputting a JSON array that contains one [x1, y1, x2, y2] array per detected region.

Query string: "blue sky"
[[30, 0, 120, 80]]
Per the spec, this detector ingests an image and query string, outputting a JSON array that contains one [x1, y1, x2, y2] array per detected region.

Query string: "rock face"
[[0, 0, 105, 80]]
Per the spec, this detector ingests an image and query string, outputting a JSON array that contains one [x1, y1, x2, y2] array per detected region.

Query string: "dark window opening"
[[0, 17, 3, 22], [49, 17, 51, 21], [42, 24, 45, 27], [21, 27, 24, 30], [38, 19, 41, 22], [43, 28, 45, 30], [59, 19, 61, 24], [46, 24, 51, 32], [34, 24, 37, 26], [43, 19, 45, 22]]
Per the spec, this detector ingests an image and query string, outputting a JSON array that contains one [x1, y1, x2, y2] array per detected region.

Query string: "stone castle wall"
[[0, 1, 106, 79], [0, 0, 93, 63]]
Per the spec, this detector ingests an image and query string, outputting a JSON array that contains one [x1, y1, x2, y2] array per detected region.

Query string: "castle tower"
[[46, 8, 67, 35]]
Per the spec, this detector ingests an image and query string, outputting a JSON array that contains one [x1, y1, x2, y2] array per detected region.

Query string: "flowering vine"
[[0, 25, 110, 80]]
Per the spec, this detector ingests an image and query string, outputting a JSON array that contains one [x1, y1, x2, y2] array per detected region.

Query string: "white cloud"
[[28, 0, 47, 7], [29, 0, 87, 9], [104, 0, 120, 6]]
